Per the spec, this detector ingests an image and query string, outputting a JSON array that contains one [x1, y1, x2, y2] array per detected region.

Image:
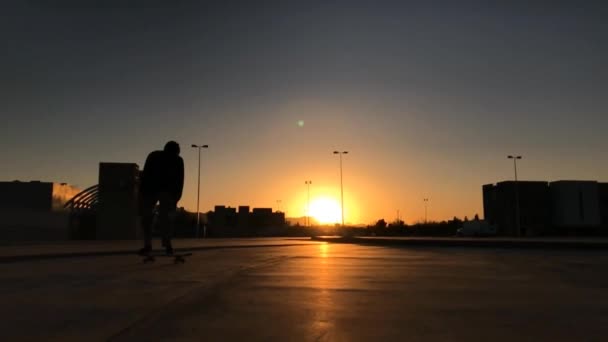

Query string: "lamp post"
[[191, 144, 208, 238], [333, 151, 348, 227], [305, 180, 312, 227], [276, 200, 282, 213], [508, 155, 522, 237], [423, 198, 429, 223]]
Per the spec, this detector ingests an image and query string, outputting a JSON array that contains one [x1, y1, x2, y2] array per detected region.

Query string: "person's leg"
[[140, 194, 158, 253], [158, 192, 177, 254]]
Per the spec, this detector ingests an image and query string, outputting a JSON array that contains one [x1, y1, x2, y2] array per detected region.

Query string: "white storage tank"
[[550, 181, 600, 227]]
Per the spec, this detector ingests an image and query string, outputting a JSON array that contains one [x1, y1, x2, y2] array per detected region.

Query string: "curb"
[[311, 236, 608, 250]]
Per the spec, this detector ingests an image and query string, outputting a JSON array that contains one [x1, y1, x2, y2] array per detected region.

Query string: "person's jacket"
[[140, 150, 184, 201]]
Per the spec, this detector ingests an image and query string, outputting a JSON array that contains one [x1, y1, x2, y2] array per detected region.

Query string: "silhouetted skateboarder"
[[139, 141, 184, 255]]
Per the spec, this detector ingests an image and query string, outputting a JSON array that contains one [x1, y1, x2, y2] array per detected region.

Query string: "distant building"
[[483, 181, 551, 236], [237, 206, 250, 229], [0, 181, 81, 240], [0, 181, 80, 212], [251, 208, 285, 230], [483, 180, 607, 236], [96, 163, 141, 240], [207, 205, 286, 236], [600, 183, 608, 227]]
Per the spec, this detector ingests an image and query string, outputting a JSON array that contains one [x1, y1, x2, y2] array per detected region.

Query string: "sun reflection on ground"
[[319, 243, 329, 259], [310, 242, 334, 339]]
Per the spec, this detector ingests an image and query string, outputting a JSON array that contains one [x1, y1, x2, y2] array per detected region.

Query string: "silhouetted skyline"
[[1, 1, 607, 224]]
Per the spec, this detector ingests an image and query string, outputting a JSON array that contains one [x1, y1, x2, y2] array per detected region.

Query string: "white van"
[[457, 220, 497, 237]]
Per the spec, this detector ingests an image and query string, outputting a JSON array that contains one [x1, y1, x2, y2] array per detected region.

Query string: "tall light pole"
[[191, 144, 208, 238], [276, 200, 282, 213], [305, 180, 312, 227], [333, 151, 348, 227], [423, 198, 429, 223], [508, 155, 522, 237]]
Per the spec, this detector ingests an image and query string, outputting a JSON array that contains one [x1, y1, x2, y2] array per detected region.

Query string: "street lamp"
[[305, 180, 312, 227], [333, 151, 348, 227], [276, 200, 282, 213], [508, 155, 523, 237], [192, 144, 208, 238], [423, 198, 429, 223]]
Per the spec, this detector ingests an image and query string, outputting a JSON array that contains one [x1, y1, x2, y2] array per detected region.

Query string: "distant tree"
[[474, 214, 479, 221], [375, 219, 387, 229], [464, 216, 469, 222], [390, 219, 405, 227]]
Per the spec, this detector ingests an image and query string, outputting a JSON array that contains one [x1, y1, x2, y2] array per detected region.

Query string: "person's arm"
[[140, 152, 153, 192], [176, 157, 184, 201]]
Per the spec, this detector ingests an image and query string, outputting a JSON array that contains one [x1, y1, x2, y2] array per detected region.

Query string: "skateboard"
[[142, 252, 192, 264]]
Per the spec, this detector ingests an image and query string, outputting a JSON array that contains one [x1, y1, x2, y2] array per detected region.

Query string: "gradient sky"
[[1, 1, 607, 224]]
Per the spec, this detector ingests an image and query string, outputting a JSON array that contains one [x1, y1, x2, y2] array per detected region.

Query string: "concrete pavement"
[[1, 238, 608, 341], [3, 236, 606, 264], [0, 238, 319, 263]]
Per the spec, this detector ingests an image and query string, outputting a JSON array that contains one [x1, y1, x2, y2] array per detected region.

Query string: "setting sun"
[[309, 197, 341, 224]]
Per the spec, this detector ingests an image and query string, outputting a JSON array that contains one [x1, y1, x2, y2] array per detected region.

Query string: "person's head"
[[164, 141, 181, 156]]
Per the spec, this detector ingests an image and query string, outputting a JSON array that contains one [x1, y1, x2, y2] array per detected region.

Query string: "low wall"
[[0, 210, 70, 241]]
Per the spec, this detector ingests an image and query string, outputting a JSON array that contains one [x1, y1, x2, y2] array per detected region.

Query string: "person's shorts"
[[140, 192, 177, 215]]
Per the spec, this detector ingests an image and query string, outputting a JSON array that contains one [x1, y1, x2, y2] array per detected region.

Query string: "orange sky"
[[2, 3, 607, 225], [170, 99, 607, 225]]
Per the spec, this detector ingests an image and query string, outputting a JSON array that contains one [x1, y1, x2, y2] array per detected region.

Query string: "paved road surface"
[[1, 238, 607, 341]]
